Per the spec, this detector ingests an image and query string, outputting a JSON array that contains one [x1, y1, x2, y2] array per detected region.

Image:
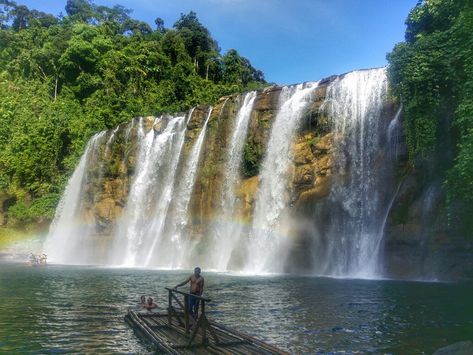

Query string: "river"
[[1, 261, 472, 354]]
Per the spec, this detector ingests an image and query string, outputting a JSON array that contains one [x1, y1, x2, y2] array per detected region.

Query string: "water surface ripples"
[[1, 263, 472, 354]]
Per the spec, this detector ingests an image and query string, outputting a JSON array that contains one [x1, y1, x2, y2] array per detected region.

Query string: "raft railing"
[[164, 287, 220, 346]]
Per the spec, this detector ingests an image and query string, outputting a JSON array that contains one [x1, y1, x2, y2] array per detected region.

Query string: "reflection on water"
[[1, 263, 472, 354]]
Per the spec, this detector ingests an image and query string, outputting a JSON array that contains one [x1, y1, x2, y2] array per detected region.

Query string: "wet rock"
[[187, 106, 208, 130], [294, 165, 315, 187], [314, 133, 334, 152], [236, 176, 259, 220], [95, 197, 121, 222], [253, 86, 280, 111], [315, 155, 332, 173], [142, 116, 155, 131], [297, 175, 333, 205], [153, 118, 168, 133], [294, 142, 313, 165]]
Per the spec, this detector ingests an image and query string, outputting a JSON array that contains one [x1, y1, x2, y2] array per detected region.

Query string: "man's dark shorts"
[[188, 293, 199, 316]]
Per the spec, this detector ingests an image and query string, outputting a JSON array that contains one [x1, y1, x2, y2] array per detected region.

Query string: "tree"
[[65, 0, 94, 22], [10, 4, 29, 30], [173, 11, 219, 76], [222, 49, 265, 85], [388, 0, 473, 231], [0, 2, 266, 225], [154, 17, 165, 33], [121, 18, 152, 36], [95, 4, 131, 24]]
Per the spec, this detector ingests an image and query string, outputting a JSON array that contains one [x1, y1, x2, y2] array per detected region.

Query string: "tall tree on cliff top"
[[65, 0, 95, 22], [173, 11, 219, 78]]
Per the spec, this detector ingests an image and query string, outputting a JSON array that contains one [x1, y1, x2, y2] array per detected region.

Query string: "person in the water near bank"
[[174, 267, 204, 319], [143, 297, 157, 310], [140, 295, 146, 306]]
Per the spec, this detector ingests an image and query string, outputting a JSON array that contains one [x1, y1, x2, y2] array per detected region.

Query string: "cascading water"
[[314, 68, 390, 278], [387, 104, 403, 164], [105, 127, 119, 157], [44, 68, 399, 278], [44, 132, 107, 264], [245, 83, 318, 274], [147, 108, 213, 268], [110, 114, 189, 267], [210, 92, 257, 270]]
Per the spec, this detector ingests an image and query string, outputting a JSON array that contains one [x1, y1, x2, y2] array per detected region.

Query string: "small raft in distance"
[[125, 288, 285, 354]]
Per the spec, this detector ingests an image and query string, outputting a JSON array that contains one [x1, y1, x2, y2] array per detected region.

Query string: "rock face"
[[43, 69, 473, 280], [381, 158, 473, 280], [365, 98, 473, 281], [65, 80, 342, 267], [78, 120, 137, 236], [293, 132, 334, 205]]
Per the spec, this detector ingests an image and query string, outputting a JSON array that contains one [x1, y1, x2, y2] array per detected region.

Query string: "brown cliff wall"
[[37, 71, 472, 280]]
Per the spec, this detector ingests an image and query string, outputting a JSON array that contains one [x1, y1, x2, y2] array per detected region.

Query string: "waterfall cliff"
[[43, 68, 469, 279]]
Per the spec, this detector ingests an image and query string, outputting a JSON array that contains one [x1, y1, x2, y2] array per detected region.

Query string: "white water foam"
[[44, 132, 107, 264], [245, 83, 318, 274], [211, 92, 257, 270], [317, 68, 389, 278], [148, 108, 213, 268]]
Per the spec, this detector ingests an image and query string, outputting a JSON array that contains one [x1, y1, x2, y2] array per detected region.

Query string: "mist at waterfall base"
[[44, 68, 403, 278], [2, 263, 472, 354]]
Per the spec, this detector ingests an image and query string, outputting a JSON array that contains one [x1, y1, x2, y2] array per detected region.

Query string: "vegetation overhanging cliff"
[[0, 0, 266, 231], [384, 0, 473, 279]]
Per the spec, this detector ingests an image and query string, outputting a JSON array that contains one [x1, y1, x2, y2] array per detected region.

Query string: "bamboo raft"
[[125, 288, 286, 354]]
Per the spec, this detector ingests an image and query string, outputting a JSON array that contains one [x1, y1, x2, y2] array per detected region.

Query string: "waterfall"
[[111, 116, 160, 266], [387, 104, 403, 160], [211, 92, 257, 270], [110, 114, 188, 267], [369, 177, 405, 275], [44, 132, 107, 264], [44, 68, 399, 277], [105, 127, 119, 157], [245, 83, 318, 274], [316, 68, 389, 278], [147, 108, 213, 268]]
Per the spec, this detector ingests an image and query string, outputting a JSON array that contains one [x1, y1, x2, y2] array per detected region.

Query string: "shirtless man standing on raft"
[[174, 267, 204, 319]]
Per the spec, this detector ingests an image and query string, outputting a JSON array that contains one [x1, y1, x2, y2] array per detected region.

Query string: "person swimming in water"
[[143, 297, 157, 311]]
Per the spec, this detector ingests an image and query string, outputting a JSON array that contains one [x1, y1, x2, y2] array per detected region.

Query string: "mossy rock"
[[242, 138, 263, 177]]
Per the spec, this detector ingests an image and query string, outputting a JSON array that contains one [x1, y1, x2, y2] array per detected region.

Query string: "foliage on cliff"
[[0, 0, 266, 225], [387, 0, 473, 230]]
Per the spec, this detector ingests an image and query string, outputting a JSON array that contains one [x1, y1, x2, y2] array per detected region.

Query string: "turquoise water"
[[1, 262, 472, 354]]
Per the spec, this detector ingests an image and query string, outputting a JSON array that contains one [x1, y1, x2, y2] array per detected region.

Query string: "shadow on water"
[[1, 262, 472, 354]]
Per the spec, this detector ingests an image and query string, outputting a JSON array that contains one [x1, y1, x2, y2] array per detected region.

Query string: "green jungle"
[[0, 0, 472, 242]]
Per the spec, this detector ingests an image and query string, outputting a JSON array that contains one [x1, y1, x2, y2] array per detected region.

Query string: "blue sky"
[[17, 0, 417, 85]]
